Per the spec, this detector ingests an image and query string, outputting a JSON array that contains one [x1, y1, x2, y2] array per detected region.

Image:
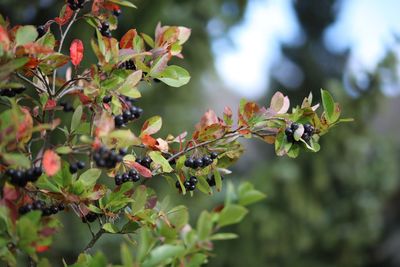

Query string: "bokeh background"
[[1, 0, 400, 266]]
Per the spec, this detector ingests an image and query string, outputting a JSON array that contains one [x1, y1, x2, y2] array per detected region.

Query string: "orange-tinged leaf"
[[141, 134, 157, 148], [43, 150, 61, 176], [131, 162, 152, 178], [55, 5, 73, 26], [16, 108, 33, 142], [120, 29, 137, 49], [70, 39, 84, 66], [195, 109, 219, 131], [92, 0, 104, 15]]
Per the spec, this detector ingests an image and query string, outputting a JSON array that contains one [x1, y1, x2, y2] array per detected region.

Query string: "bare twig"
[[151, 131, 241, 175], [52, 11, 79, 95], [16, 73, 47, 93], [83, 228, 105, 253]]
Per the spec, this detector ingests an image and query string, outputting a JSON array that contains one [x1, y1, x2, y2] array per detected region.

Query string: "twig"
[[52, 11, 79, 95], [16, 73, 46, 93], [56, 86, 84, 100], [151, 131, 241, 175], [82, 229, 105, 253]]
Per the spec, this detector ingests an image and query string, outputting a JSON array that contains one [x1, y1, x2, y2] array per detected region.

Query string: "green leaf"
[[149, 151, 173, 173], [16, 26, 38, 46], [213, 169, 223, 192], [142, 244, 185, 267], [210, 233, 238, 240], [140, 116, 162, 136], [196, 175, 212, 195], [238, 182, 266, 206], [0, 58, 29, 80], [71, 105, 83, 133], [55, 146, 73, 154], [131, 185, 147, 215], [79, 168, 102, 188], [197, 211, 213, 241], [158, 65, 191, 87], [141, 33, 154, 48], [117, 70, 142, 98], [121, 243, 134, 267], [111, 96, 122, 115], [102, 223, 120, 233], [2, 153, 31, 168], [120, 221, 140, 234], [167, 205, 188, 230], [108, 0, 137, 8], [218, 204, 248, 227], [321, 89, 340, 123]]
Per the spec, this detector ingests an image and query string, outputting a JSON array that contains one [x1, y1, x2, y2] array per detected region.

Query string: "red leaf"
[[0, 25, 10, 51], [36, 245, 50, 253], [43, 150, 61, 176], [55, 5, 74, 26], [120, 29, 137, 49], [131, 162, 152, 178], [103, 2, 120, 11], [70, 39, 84, 67], [44, 99, 57, 110]]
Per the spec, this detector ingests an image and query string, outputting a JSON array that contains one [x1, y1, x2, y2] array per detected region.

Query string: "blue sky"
[[211, 0, 400, 99]]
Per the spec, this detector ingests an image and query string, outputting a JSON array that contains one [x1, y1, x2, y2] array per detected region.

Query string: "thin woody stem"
[[151, 131, 241, 175], [82, 229, 105, 253], [52, 11, 79, 95]]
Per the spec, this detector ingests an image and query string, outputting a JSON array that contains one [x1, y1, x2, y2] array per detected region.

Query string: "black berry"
[[103, 95, 112, 103], [184, 158, 194, 168], [37, 25, 46, 38], [69, 163, 78, 174], [113, 8, 122, 17], [189, 176, 198, 184], [77, 161, 85, 169], [194, 158, 204, 169], [114, 115, 124, 128], [115, 174, 123, 185], [210, 152, 218, 159]]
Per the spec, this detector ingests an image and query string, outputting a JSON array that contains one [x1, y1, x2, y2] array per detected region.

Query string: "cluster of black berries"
[[176, 176, 198, 191], [93, 147, 126, 168], [67, 0, 85, 10], [19, 200, 65, 217], [69, 161, 85, 174], [136, 156, 152, 169], [37, 25, 46, 38], [0, 87, 25, 97], [6, 167, 42, 187], [60, 101, 74, 112], [120, 60, 136, 70], [99, 22, 112, 38], [115, 169, 140, 185], [285, 122, 315, 143], [82, 212, 98, 223], [184, 152, 218, 169], [114, 106, 144, 128]]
